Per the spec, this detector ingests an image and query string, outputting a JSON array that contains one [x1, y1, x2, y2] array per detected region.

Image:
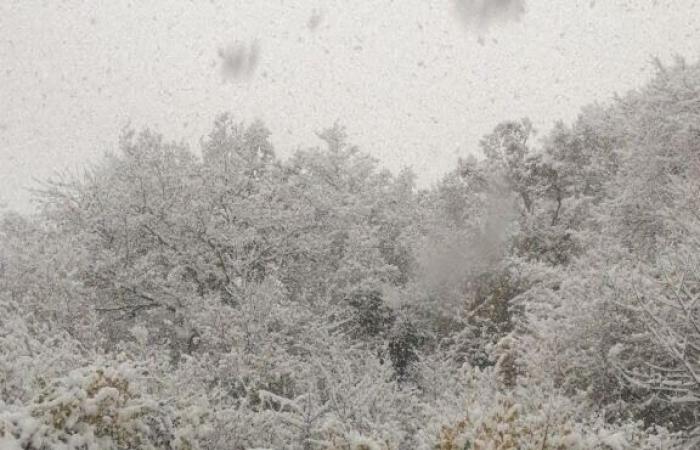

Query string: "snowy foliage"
[[2, 59, 700, 448], [0, 361, 206, 450]]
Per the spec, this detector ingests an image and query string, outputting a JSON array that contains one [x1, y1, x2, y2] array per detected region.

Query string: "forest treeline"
[[1, 59, 699, 449]]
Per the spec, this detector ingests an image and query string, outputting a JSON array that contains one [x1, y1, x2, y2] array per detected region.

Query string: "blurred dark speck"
[[454, 0, 526, 32], [307, 9, 323, 31], [218, 40, 261, 81]]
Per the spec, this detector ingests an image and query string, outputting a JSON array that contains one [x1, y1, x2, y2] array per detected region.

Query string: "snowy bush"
[[0, 362, 206, 450]]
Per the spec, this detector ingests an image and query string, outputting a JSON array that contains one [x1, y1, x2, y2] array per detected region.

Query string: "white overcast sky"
[[1, 0, 699, 212]]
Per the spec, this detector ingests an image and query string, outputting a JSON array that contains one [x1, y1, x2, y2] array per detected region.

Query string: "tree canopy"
[[1, 59, 699, 449]]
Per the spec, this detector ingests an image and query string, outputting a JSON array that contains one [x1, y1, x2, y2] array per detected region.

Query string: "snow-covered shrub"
[[0, 295, 87, 405], [0, 361, 206, 450], [433, 381, 680, 450]]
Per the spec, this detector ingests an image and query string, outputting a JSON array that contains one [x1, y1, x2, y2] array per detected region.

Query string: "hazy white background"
[[1, 0, 699, 212]]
